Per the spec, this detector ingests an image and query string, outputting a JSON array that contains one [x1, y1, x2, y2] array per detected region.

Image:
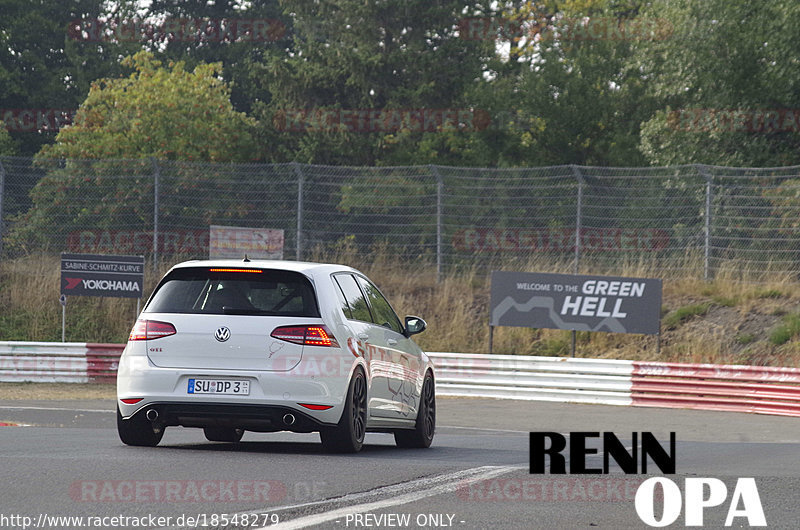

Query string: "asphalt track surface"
[[0, 397, 798, 529]]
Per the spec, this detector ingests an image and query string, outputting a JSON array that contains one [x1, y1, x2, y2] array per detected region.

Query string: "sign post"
[[490, 271, 662, 355], [59, 294, 67, 342]]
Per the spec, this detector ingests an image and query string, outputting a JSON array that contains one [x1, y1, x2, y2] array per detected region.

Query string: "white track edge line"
[[0, 406, 113, 413], [261, 465, 521, 530]]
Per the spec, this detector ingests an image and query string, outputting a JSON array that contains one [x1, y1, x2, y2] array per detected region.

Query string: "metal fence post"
[[0, 159, 5, 259], [430, 165, 444, 282], [570, 165, 584, 358], [697, 164, 712, 281], [292, 162, 304, 261], [150, 158, 160, 270], [571, 165, 584, 275]]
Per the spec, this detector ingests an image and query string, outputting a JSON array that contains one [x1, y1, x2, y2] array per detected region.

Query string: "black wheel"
[[203, 427, 244, 443], [320, 368, 367, 453], [395, 371, 435, 448], [117, 406, 164, 447]]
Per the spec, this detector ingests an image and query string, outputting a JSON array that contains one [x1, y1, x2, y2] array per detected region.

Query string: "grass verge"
[[2, 250, 800, 366]]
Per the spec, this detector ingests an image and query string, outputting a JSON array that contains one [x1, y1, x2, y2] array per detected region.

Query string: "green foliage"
[[712, 295, 738, 307], [494, 0, 655, 166], [635, 0, 800, 166], [0, 0, 141, 156], [337, 174, 433, 214], [252, 0, 488, 165], [769, 314, 800, 345], [762, 177, 800, 230], [7, 160, 296, 255], [0, 123, 15, 155], [6, 52, 263, 253], [663, 302, 711, 329], [756, 289, 783, 299], [38, 51, 256, 161], [734, 333, 756, 345], [7, 0, 800, 172], [143, 0, 287, 117]]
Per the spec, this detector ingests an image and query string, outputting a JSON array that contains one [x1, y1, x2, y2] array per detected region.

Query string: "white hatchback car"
[[117, 260, 434, 453]]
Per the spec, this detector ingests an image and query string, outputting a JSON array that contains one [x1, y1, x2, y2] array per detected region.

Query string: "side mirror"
[[404, 315, 427, 336]]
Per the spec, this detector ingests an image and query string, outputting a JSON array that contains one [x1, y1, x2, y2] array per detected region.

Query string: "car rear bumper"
[[116, 346, 360, 427], [123, 401, 336, 433]]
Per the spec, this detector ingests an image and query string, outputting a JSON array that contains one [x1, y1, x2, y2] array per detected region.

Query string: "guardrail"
[[631, 361, 800, 418], [1, 343, 798, 417], [0, 342, 120, 383], [428, 352, 634, 406], [428, 352, 800, 418]]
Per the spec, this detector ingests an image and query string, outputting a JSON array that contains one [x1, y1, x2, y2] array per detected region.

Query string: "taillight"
[[298, 403, 334, 410], [129, 320, 177, 341], [271, 325, 339, 347]]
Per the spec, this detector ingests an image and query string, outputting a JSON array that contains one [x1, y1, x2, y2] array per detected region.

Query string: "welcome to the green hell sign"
[[490, 271, 662, 335]]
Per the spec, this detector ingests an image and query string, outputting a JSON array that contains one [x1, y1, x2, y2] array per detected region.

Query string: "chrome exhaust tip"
[[282, 413, 296, 426], [145, 409, 159, 422]]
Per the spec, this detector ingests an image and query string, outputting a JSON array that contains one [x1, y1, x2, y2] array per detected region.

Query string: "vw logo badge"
[[214, 326, 231, 342]]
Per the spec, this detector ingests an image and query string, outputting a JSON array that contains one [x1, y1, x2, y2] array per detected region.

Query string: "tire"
[[394, 371, 435, 448], [320, 368, 367, 453], [203, 427, 244, 443], [117, 406, 164, 447]]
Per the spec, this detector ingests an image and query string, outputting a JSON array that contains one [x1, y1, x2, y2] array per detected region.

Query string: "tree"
[[501, 0, 656, 166], [7, 52, 258, 254], [634, 0, 800, 166], [377, 1, 538, 168], [142, 0, 287, 117], [37, 51, 256, 161], [402, 0, 657, 168], [252, 0, 488, 165], [0, 0, 140, 156]]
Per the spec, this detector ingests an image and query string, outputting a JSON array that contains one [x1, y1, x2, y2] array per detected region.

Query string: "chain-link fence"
[[2, 156, 800, 281]]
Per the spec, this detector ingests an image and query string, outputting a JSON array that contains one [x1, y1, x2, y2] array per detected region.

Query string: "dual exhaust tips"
[[144, 408, 296, 427]]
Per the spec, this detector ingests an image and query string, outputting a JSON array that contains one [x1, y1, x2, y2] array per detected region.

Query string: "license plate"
[[188, 379, 250, 395]]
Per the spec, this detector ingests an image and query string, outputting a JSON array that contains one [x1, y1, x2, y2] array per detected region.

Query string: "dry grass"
[[0, 253, 169, 342], [2, 249, 799, 367], [0, 382, 116, 400]]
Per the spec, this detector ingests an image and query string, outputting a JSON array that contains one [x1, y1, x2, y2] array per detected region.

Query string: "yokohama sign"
[[453, 227, 670, 253], [61, 253, 145, 299]]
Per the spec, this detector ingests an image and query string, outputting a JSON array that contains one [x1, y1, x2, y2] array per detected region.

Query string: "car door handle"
[[387, 338, 398, 346], [358, 333, 369, 340]]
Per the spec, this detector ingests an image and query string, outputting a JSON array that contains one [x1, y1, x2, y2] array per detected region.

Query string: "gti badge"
[[214, 326, 231, 342]]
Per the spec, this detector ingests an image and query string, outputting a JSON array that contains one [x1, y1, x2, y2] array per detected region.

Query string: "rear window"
[[145, 268, 320, 317]]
